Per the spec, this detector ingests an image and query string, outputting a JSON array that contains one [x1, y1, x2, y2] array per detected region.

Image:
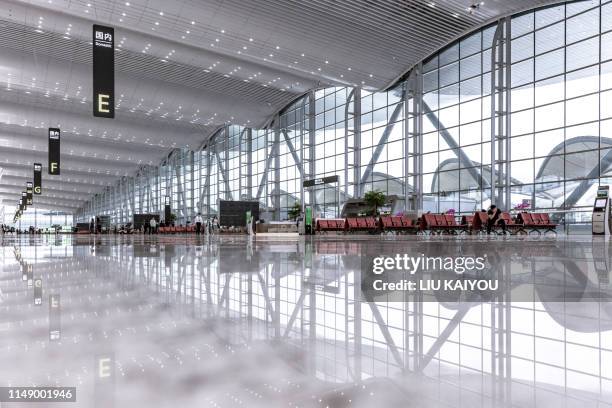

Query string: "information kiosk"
[[592, 186, 611, 235]]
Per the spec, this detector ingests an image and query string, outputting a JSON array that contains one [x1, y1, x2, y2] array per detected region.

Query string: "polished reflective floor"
[[1, 233, 611, 408]]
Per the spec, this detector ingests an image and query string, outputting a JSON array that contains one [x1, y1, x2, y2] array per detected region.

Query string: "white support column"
[[246, 128, 253, 199], [406, 64, 424, 212], [274, 115, 281, 221], [303, 91, 316, 212], [490, 18, 511, 209]]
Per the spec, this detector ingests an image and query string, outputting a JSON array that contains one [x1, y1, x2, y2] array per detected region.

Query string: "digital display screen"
[[597, 186, 609, 197], [595, 198, 607, 208]]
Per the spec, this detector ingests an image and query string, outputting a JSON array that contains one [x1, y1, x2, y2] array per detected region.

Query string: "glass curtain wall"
[[12, 208, 72, 230], [74, 0, 612, 230], [422, 0, 612, 226]]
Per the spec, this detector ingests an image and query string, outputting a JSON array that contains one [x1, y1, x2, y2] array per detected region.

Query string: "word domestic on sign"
[[33, 163, 42, 194], [48, 128, 60, 175], [93, 25, 115, 118], [303, 175, 339, 188]]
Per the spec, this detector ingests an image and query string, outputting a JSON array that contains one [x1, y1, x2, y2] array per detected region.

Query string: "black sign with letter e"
[[26, 182, 33, 205], [33, 163, 42, 194], [48, 128, 60, 175], [93, 24, 114, 118]]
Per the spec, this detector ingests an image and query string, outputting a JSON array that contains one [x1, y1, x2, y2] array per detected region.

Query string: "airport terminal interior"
[[1, 0, 612, 407]]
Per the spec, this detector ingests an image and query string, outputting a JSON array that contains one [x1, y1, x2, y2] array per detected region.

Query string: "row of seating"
[[379, 216, 418, 233], [316, 217, 379, 233], [459, 211, 557, 235], [316, 219, 346, 232], [316, 211, 558, 235], [421, 213, 464, 234], [158, 225, 197, 234], [517, 212, 557, 234], [316, 215, 427, 234], [346, 217, 378, 232]]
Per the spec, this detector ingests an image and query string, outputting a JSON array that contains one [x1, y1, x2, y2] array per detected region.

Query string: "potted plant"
[[167, 213, 177, 226], [363, 190, 386, 216], [288, 202, 301, 221]]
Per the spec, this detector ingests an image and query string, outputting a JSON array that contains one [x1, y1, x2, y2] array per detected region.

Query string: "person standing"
[[149, 217, 157, 234], [90, 218, 95, 234], [194, 213, 203, 235]]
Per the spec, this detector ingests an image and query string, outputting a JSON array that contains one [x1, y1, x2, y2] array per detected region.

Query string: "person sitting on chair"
[[486, 205, 506, 235]]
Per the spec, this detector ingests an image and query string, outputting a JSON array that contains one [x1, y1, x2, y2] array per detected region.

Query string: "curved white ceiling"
[[0, 0, 558, 212]]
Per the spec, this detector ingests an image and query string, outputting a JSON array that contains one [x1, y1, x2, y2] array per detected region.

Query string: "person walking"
[[89, 218, 95, 234], [194, 213, 203, 235]]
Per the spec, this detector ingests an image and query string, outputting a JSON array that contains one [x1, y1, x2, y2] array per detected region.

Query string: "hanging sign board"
[[34, 163, 42, 194], [93, 25, 115, 118], [49, 128, 60, 175]]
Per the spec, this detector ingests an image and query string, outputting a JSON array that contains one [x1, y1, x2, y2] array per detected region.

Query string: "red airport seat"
[[423, 213, 441, 234], [356, 218, 367, 229], [390, 216, 403, 229], [444, 214, 465, 233], [471, 211, 488, 233], [365, 217, 377, 230], [540, 213, 558, 233], [500, 212, 522, 234], [347, 217, 359, 232], [380, 216, 394, 230]]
